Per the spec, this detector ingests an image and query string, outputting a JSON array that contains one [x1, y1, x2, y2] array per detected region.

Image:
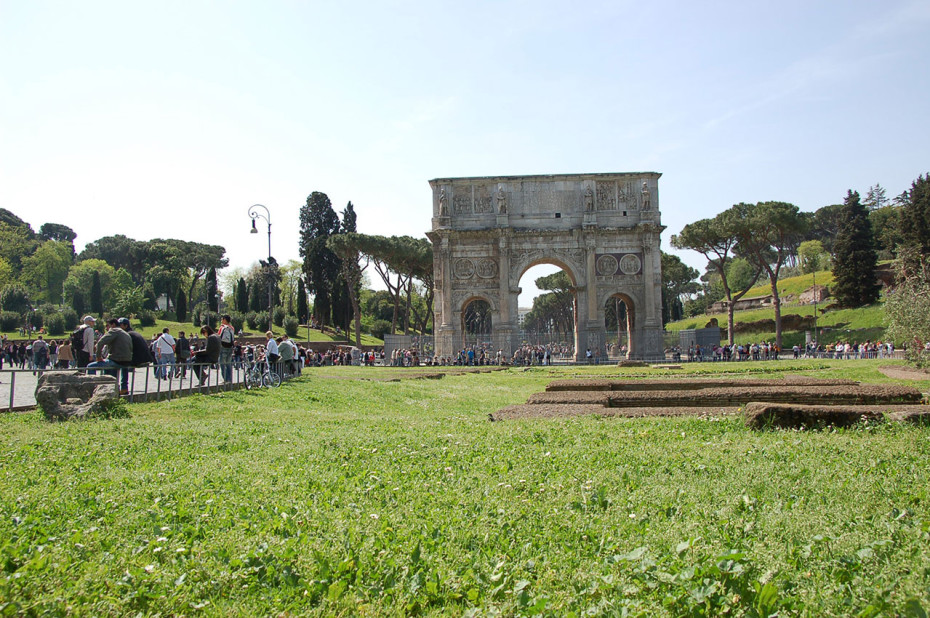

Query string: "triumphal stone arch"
[[426, 172, 665, 361]]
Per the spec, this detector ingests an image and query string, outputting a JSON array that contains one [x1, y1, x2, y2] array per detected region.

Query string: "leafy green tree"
[[899, 174, 930, 256], [885, 247, 930, 365], [0, 209, 35, 235], [38, 222, 76, 244], [731, 201, 808, 349], [329, 236, 367, 346], [79, 235, 147, 282], [797, 240, 828, 274], [111, 286, 145, 318], [63, 260, 116, 311], [38, 222, 76, 259], [110, 268, 135, 298], [299, 192, 342, 327], [869, 206, 903, 259], [90, 271, 103, 315], [19, 240, 72, 304], [671, 210, 762, 344], [0, 257, 13, 290], [863, 183, 888, 211], [0, 222, 38, 273], [806, 203, 844, 254], [0, 284, 31, 314], [660, 252, 699, 324], [832, 190, 880, 308]]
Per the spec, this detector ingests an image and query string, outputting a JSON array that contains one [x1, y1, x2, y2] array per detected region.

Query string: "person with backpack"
[[153, 327, 177, 380], [218, 315, 235, 382], [73, 316, 97, 369]]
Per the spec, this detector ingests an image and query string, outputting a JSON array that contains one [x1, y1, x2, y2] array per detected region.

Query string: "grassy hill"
[[665, 269, 887, 347]]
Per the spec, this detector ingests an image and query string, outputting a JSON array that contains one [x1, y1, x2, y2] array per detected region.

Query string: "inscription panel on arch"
[[595, 253, 643, 276]]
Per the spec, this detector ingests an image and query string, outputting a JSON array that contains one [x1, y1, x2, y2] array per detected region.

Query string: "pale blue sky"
[[2, 0, 929, 301]]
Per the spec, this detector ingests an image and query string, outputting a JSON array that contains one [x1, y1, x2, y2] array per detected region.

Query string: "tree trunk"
[[391, 273, 401, 336]]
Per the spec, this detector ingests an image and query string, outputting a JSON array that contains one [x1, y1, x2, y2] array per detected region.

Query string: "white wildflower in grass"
[[370, 513, 379, 520], [144, 565, 155, 573]]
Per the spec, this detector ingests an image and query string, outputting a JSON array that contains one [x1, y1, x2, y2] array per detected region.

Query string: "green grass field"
[[2, 362, 929, 615]]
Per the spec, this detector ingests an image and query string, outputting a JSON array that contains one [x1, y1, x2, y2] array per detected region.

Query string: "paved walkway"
[[0, 367, 248, 411]]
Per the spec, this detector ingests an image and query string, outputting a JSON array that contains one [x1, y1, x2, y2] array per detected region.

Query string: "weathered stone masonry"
[[426, 173, 665, 361]]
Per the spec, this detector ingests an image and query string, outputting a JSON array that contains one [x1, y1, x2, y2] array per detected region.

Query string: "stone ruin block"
[[35, 371, 119, 421]]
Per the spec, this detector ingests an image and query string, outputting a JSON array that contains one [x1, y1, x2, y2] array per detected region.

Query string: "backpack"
[[220, 325, 234, 348], [129, 331, 155, 367], [70, 327, 86, 352]]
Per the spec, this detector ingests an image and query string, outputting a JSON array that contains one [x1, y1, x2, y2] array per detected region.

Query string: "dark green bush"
[[0, 311, 20, 331], [0, 284, 30, 314], [228, 311, 245, 333], [138, 311, 157, 327], [273, 307, 286, 327], [45, 312, 66, 336], [370, 319, 392, 340], [61, 307, 79, 330], [284, 316, 299, 337]]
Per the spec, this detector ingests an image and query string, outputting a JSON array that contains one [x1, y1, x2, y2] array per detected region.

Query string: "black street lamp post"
[[248, 204, 274, 333]]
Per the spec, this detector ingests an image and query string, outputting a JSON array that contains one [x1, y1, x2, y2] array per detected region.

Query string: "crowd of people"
[[2, 320, 906, 381]]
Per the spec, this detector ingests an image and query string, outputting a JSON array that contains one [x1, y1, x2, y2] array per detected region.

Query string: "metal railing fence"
[[1, 359, 300, 412]]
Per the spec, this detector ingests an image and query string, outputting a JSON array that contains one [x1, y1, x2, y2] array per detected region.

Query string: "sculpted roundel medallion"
[[453, 258, 476, 279], [619, 254, 642, 275], [476, 258, 498, 279], [596, 254, 618, 276]]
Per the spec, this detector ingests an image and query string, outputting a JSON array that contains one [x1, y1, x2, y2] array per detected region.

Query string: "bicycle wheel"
[[262, 371, 281, 388], [245, 370, 259, 390]]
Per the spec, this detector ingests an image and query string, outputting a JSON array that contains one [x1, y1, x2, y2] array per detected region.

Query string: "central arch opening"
[[517, 262, 577, 364], [461, 298, 492, 353], [604, 293, 635, 359]]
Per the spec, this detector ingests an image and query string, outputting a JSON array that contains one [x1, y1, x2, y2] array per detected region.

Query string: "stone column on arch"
[[640, 228, 664, 359], [494, 234, 515, 358], [436, 236, 454, 358]]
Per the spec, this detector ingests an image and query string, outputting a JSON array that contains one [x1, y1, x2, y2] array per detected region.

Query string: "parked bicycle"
[[244, 359, 281, 389]]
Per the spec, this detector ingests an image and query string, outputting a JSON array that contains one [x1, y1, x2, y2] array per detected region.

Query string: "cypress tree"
[[249, 280, 261, 312], [236, 277, 248, 312], [176, 288, 187, 322], [297, 279, 309, 324], [90, 271, 103, 315], [72, 290, 85, 316], [899, 173, 930, 255], [832, 190, 880, 307], [206, 267, 218, 312]]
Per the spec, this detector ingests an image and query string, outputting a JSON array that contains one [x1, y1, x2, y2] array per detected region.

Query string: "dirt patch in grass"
[[490, 404, 740, 421], [878, 365, 930, 381]]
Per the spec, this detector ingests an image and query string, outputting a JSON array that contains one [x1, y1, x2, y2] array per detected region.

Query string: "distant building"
[[518, 307, 531, 326]]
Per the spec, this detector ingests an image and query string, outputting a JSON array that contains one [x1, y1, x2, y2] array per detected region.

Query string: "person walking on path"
[[32, 336, 49, 374], [153, 327, 176, 380]]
